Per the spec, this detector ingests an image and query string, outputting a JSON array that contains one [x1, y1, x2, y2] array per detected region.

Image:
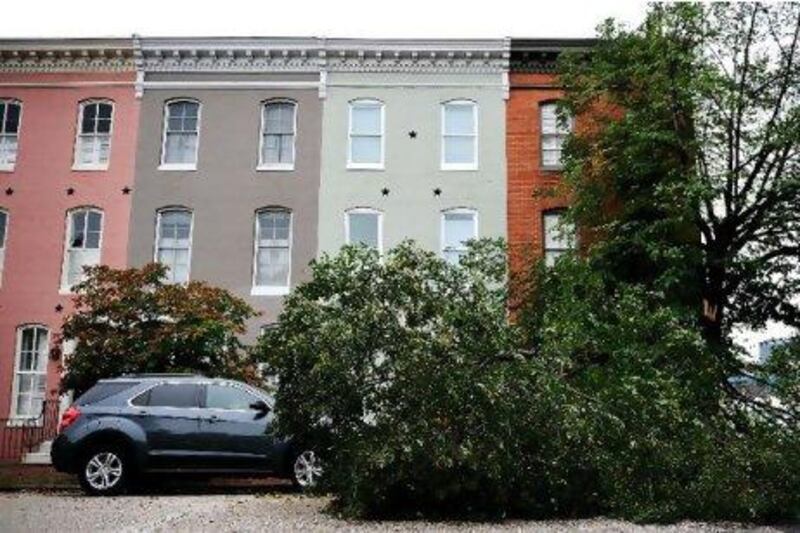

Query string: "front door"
[[196, 383, 277, 471]]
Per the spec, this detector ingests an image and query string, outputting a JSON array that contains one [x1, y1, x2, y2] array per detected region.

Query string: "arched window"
[[252, 208, 292, 295], [540, 101, 573, 169], [345, 207, 383, 252], [61, 208, 103, 291], [73, 100, 114, 170], [160, 99, 201, 169], [259, 100, 297, 170], [348, 99, 384, 169], [542, 209, 576, 266], [441, 100, 478, 170], [0, 208, 7, 286], [155, 208, 193, 284], [441, 208, 478, 265], [11, 325, 49, 418], [0, 99, 22, 170]]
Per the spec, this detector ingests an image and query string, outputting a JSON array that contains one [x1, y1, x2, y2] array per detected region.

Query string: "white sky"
[[3, 0, 648, 39]]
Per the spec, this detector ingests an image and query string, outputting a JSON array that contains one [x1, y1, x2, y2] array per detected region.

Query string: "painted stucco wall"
[[0, 71, 138, 417], [317, 72, 507, 256], [127, 72, 322, 338]]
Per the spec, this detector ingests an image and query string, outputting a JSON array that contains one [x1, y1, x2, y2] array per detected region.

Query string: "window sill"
[[6, 417, 43, 428], [158, 164, 197, 172], [0, 164, 16, 172], [72, 164, 109, 172], [441, 164, 479, 172], [58, 288, 74, 296], [251, 286, 290, 296], [347, 163, 384, 171], [540, 166, 565, 172], [257, 164, 295, 172]]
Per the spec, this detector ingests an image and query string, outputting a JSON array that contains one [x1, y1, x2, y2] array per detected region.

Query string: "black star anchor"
[[4, 187, 13, 196], [54, 304, 64, 313], [122, 186, 132, 195], [66, 187, 75, 195], [433, 187, 442, 197], [408, 130, 418, 139], [381, 187, 390, 196]]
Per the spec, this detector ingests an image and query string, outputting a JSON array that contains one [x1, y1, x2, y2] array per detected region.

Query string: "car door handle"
[[207, 414, 220, 423]]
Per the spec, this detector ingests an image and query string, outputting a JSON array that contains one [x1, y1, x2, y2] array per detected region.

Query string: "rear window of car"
[[76, 382, 140, 406], [131, 383, 201, 408]]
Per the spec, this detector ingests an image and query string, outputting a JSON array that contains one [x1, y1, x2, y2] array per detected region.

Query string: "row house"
[[0, 37, 590, 460], [0, 39, 139, 446]]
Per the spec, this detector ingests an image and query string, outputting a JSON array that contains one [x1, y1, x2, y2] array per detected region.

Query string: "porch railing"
[[0, 398, 60, 462]]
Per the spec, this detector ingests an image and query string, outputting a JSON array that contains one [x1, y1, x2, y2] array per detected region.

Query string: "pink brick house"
[[0, 40, 138, 458]]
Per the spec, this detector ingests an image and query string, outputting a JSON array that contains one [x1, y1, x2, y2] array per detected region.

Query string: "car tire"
[[290, 449, 323, 490], [77, 444, 131, 496]]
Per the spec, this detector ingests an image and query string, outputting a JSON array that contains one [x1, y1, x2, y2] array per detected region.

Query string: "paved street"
[[0, 488, 790, 532]]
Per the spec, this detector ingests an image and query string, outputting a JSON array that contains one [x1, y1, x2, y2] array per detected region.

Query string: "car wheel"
[[78, 446, 130, 496], [291, 449, 323, 489]]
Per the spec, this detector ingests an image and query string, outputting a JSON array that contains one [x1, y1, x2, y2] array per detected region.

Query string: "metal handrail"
[[0, 398, 60, 462]]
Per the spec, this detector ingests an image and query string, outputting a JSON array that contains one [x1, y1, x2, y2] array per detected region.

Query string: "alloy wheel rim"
[[85, 452, 123, 491], [293, 450, 322, 487]]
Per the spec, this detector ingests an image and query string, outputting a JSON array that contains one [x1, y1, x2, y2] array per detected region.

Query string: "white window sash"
[[259, 102, 297, 170], [10, 327, 49, 420], [73, 102, 113, 170], [441, 102, 478, 171], [252, 212, 292, 295], [154, 211, 193, 284], [345, 209, 383, 253], [348, 102, 384, 170], [441, 210, 478, 264], [0, 133, 19, 169], [160, 102, 201, 170]]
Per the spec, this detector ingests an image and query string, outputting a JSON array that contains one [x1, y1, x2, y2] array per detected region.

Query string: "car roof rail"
[[116, 373, 206, 379]]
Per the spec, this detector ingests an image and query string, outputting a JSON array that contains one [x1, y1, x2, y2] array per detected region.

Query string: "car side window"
[[132, 383, 201, 408], [205, 384, 258, 410]]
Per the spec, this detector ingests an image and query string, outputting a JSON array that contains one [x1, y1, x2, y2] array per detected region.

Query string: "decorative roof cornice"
[[0, 38, 136, 73], [510, 38, 596, 73], [138, 37, 324, 73], [323, 38, 509, 74]]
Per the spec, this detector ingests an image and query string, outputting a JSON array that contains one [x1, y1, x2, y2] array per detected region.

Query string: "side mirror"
[[250, 400, 270, 413]]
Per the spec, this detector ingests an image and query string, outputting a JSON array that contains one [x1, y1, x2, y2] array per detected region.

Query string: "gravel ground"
[[0, 489, 791, 532]]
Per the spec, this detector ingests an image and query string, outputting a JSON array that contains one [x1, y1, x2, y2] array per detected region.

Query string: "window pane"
[[444, 136, 475, 164], [5, 103, 20, 134], [264, 103, 295, 135], [444, 104, 475, 135], [259, 212, 290, 242], [540, 104, 557, 134], [160, 211, 192, 241], [165, 133, 197, 164], [206, 385, 257, 410], [256, 248, 290, 286], [0, 104, 5, 130], [97, 103, 113, 120], [350, 136, 381, 164], [71, 212, 86, 247], [351, 105, 381, 135], [96, 118, 112, 134], [145, 384, 200, 408], [444, 213, 476, 248], [0, 211, 6, 248], [348, 212, 379, 248], [544, 212, 575, 250]]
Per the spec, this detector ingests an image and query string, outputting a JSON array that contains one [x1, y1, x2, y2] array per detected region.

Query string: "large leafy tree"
[[59, 263, 258, 395], [559, 3, 800, 386]]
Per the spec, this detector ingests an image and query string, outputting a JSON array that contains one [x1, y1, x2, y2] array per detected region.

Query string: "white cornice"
[[0, 39, 135, 73]]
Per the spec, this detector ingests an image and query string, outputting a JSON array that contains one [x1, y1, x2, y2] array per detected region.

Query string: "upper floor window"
[[155, 209, 193, 284], [348, 100, 384, 169], [0, 100, 21, 171], [74, 100, 113, 170], [161, 100, 200, 170], [253, 209, 292, 295], [543, 210, 576, 266], [0, 209, 7, 286], [442, 208, 478, 265], [540, 102, 573, 169], [61, 208, 103, 292], [259, 101, 296, 170], [12, 325, 49, 418], [442, 101, 478, 170], [345, 208, 382, 252]]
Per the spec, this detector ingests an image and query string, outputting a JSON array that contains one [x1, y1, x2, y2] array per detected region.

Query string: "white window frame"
[[440, 208, 479, 263], [159, 99, 201, 171], [60, 208, 104, 294], [441, 100, 479, 171], [344, 207, 384, 254], [0, 208, 7, 287], [347, 99, 385, 170], [9, 325, 49, 421], [540, 101, 573, 170], [154, 208, 194, 284], [251, 209, 292, 296], [258, 100, 297, 171], [542, 210, 577, 266], [0, 99, 22, 172], [72, 99, 114, 171]]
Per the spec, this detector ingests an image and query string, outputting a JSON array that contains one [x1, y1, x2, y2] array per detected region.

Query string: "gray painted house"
[[127, 38, 324, 337], [317, 39, 509, 260]]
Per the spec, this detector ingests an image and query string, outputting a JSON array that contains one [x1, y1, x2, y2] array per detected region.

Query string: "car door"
[[196, 383, 277, 471], [130, 382, 205, 469]]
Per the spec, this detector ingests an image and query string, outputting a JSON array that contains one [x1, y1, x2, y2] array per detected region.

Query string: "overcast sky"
[[3, 0, 648, 39]]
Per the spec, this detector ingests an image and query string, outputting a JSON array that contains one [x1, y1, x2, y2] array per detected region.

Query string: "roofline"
[[511, 38, 598, 52]]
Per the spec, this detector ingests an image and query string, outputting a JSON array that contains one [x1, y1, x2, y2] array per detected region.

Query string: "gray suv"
[[51, 375, 322, 495]]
